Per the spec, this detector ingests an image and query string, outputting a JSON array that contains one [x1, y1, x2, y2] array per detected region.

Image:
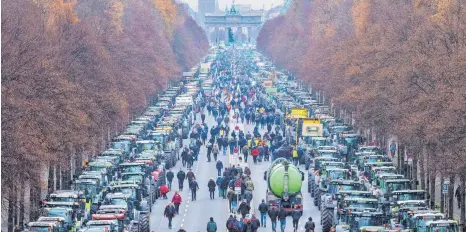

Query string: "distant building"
[[198, 0, 219, 28]]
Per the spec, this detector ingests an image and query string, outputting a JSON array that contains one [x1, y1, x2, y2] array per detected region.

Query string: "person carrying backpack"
[[250, 214, 260, 232], [236, 219, 245, 232], [304, 217, 315, 232], [207, 217, 218, 232]]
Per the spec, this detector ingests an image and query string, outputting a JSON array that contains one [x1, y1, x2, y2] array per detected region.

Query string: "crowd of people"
[[159, 49, 316, 232]]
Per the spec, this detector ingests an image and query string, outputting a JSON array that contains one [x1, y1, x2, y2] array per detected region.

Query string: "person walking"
[[213, 143, 219, 162], [164, 203, 176, 229], [207, 217, 218, 232], [250, 214, 260, 232], [187, 169, 196, 186], [216, 175, 225, 198], [304, 217, 315, 232], [177, 168, 186, 191], [268, 207, 279, 232], [190, 178, 199, 201], [455, 185, 462, 209], [166, 169, 174, 190], [160, 185, 169, 199], [171, 191, 182, 214], [278, 207, 287, 232], [291, 206, 302, 231], [258, 199, 269, 227], [216, 160, 224, 177], [390, 141, 397, 158], [226, 215, 237, 232], [201, 112, 206, 124], [208, 177, 217, 200], [292, 148, 299, 166], [251, 146, 259, 164], [238, 200, 251, 219], [242, 145, 249, 162]]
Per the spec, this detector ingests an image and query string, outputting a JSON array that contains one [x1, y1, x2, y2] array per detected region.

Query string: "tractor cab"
[[319, 168, 353, 189], [316, 149, 340, 159], [119, 163, 147, 174], [370, 167, 397, 184], [82, 220, 119, 232], [351, 151, 378, 164], [361, 162, 394, 179], [342, 211, 387, 231], [121, 172, 146, 185], [87, 162, 114, 182], [328, 180, 364, 194], [104, 193, 136, 220], [358, 146, 382, 154], [107, 183, 144, 202], [341, 198, 380, 212], [379, 179, 411, 199], [94, 206, 128, 225], [361, 156, 389, 166], [308, 137, 329, 148], [337, 133, 361, 156], [425, 220, 458, 232], [406, 212, 445, 232], [136, 140, 157, 153], [74, 179, 104, 210], [27, 222, 61, 232], [373, 174, 404, 188], [315, 146, 338, 152], [99, 149, 125, 165], [112, 135, 136, 154], [392, 190, 426, 202], [37, 216, 69, 232]]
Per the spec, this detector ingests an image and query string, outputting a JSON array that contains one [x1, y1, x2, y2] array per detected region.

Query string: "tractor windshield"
[[428, 224, 458, 232], [328, 184, 359, 194], [109, 198, 128, 206], [415, 216, 443, 228], [29, 226, 54, 232], [76, 183, 97, 197], [121, 165, 143, 173], [350, 215, 383, 227], [312, 139, 327, 147], [345, 201, 378, 209], [344, 137, 358, 146], [47, 209, 68, 218], [320, 152, 337, 158], [366, 157, 383, 163], [122, 174, 143, 182], [138, 143, 155, 152], [89, 166, 107, 172], [112, 141, 130, 153], [328, 171, 347, 180], [50, 197, 75, 203], [395, 193, 424, 201], [388, 182, 409, 191]]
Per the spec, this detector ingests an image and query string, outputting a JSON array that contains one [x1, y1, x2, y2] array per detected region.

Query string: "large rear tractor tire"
[[314, 188, 319, 206], [310, 180, 315, 197], [308, 178, 311, 193], [139, 214, 150, 232], [321, 208, 333, 232]]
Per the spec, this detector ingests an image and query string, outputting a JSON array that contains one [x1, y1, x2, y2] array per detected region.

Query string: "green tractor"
[[308, 157, 339, 196], [46, 191, 86, 221], [27, 221, 62, 232], [319, 181, 366, 231], [425, 220, 459, 232], [404, 212, 445, 232], [335, 211, 387, 232], [37, 215, 73, 232], [103, 193, 150, 232], [81, 219, 120, 232], [74, 179, 105, 213], [314, 168, 354, 209]]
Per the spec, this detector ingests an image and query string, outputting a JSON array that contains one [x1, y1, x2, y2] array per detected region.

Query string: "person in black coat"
[[216, 160, 224, 176], [237, 200, 251, 219], [208, 178, 217, 199], [268, 207, 279, 232], [166, 169, 174, 189], [190, 178, 199, 201], [176, 169, 186, 191]]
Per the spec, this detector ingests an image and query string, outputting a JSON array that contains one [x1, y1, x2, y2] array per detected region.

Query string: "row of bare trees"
[[258, 0, 466, 225], [1, 0, 208, 229]]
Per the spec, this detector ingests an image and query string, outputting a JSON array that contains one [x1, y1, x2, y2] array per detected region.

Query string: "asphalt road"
[[150, 104, 322, 232]]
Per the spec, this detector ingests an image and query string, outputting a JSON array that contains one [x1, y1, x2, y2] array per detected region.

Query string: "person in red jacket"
[[251, 147, 260, 164], [160, 185, 170, 199], [171, 191, 182, 214]]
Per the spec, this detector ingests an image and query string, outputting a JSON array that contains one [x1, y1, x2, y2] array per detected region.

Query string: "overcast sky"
[[182, 0, 284, 12]]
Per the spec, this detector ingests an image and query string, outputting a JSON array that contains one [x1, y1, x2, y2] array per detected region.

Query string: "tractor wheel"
[[129, 223, 138, 232], [310, 180, 315, 197], [313, 188, 319, 206], [321, 208, 333, 232], [139, 214, 150, 232], [150, 185, 157, 204], [307, 179, 311, 193]]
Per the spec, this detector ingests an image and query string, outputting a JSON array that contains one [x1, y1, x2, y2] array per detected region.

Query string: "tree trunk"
[[460, 173, 465, 232], [430, 169, 436, 209], [412, 152, 418, 190], [420, 146, 426, 190], [440, 173, 445, 213], [448, 174, 456, 219]]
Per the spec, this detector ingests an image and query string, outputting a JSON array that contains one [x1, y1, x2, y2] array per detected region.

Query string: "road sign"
[[442, 183, 449, 194], [234, 186, 241, 194]]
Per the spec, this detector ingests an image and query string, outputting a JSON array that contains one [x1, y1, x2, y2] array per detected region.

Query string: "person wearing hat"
[[304, 217, 315, 232], [208, 177, 217, 200], [207, 217, 217, 232]]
